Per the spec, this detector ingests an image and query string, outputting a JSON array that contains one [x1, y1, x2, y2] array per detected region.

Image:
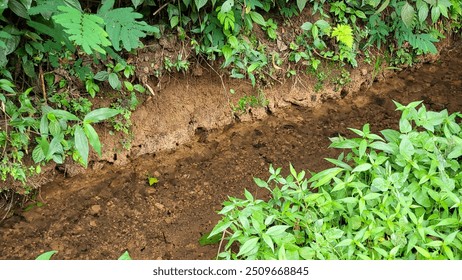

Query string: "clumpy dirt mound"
[[1, 41, 461, 259]]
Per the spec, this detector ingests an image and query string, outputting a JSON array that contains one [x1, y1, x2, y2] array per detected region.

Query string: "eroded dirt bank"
[[1, 41, 461, 259]]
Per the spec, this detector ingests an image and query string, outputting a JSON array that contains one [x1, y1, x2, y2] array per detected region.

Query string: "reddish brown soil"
[[0, 41, 461, 260]]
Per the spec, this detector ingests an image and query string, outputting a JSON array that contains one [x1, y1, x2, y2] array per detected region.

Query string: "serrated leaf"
[[74, 125, 89, 167], [35, 250, 58, 260], [84, 108, 120, 124], [331, 24, 353, 48], [102, 6, 160, 51], [53, 6, 111, 55], [32, 145, 45, 163], [401, 2, 415, 28], [83, 123, 101, 156]]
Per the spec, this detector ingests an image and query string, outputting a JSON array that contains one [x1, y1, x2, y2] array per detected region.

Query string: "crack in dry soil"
[[1, 42, 462, 259]]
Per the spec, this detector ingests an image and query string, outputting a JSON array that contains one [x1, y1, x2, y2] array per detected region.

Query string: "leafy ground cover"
[[210, 101, 462, 259]]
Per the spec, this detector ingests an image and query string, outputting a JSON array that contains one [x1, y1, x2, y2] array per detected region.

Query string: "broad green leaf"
[[199, 231, 221, 245], [74, 125, 89, 167], [35, 250, 58, 260], [431, 6, 440, 23], [249, 11, 266, 26], [363, 193, 381, 200], [418, 3, 429, 23], [448, 146, 462, 159], [335, 238, 353, 247], [47, 136, 64, 160], [237, 237, 259, 257], [195, 0, 207, 10], [48, 109, 80, 121], [208, 220, 232, 237], [221, 45, 232, 61], [359, 139, 367, 158], [84, 108, 120, 124], [118, 251, 132, 260], [8, 0, 30, 19], [401, 1, 415, 28], [108, 73, 121, 90], [435, 218, 458, 227], [32, 145, 45, 163], [266, 225, 290, 236], [83, 123, 102, 156], [399, 135, 415, 158], [131, 0, 143, 8], [352, 163, 372, 173], [414, 245, 431, 259], [297, 0, 308, 11], [309, 167, 343, 187], [444, 231, 459, 245], [325, 158, 352, 171], [301, 22, 313, 31], [40, 115, 49, 136], [94, 71, 109, 81], [253, 177, 268, 189], [49, 120, 61, 137], [262, 233, 274, 252], [369, 141, 395, 153]]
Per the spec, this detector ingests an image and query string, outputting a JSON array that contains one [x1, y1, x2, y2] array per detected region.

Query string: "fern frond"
[[29, 0, 82, 20], [331, 24, 354, 49], [52, 6, 111, 55], [98, 2, 160, 51], [406, 33, 438, 54]]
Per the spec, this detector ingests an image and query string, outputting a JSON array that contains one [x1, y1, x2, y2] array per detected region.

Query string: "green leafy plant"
[[210, 101, 462, 260], [53, 6, 111, 55], [97, 0, 160, 52]]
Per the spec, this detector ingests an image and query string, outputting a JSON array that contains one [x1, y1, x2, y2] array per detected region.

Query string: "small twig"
[[263, 71, 283, 85], [216, 230, 228, 260], [153, 2, 170, 17], [39, 65, 47, 104]]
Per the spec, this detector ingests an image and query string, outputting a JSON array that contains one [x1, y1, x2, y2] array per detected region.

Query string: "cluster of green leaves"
[[0, 0, 157, 189], [291, 0, 462, 71], [210, 101, 462, 260]]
